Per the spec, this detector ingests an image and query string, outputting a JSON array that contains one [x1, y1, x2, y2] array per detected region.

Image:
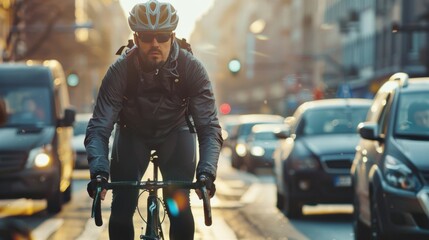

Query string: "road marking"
[[32, 218, 64, 240], [0, 198, 45, 217], [75, 218, 107, 240]]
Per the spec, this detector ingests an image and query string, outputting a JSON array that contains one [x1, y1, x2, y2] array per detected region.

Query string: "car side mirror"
[[274, 130, 289, 139], [357, 122, 383, 142], [59, 108, 76, 127]]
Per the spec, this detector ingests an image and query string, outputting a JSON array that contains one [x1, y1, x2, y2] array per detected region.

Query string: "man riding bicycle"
[[84, 1, 223, 239]]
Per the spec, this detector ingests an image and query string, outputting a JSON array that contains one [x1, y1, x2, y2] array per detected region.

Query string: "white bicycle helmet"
[[128, 0, 179, 32]]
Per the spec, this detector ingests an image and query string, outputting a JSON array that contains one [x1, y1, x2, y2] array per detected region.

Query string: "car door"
[[356, 91, 393, 220]]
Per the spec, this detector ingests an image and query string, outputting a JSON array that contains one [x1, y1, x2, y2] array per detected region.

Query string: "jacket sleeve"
[[84, 55, 127, 179], [187, 56, 223, 180]]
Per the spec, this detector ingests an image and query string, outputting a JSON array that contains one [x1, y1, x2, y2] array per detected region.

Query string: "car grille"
[[320, 154, 354, 174], [0, 151, 28, 173]]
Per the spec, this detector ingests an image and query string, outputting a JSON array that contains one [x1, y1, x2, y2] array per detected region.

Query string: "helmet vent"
[[149, 2, 156, 12]]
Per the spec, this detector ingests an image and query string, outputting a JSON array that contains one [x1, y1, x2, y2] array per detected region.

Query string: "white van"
[[0, 60, 76, 213]]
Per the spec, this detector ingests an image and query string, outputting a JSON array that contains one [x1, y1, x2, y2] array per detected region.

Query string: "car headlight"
[[25, 145, 53, 168], [235, 143, 247, 157], [383, 155, 421, 191], [250, 146, 265, 156], [290, 156, 319, 170]]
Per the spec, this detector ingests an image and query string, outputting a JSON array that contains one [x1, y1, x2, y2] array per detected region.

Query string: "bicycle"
[[91, 151, 212, 239]]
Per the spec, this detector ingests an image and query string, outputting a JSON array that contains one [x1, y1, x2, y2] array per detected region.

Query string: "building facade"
[[0, 0, 130, 113], [191, 0, 428, 116]]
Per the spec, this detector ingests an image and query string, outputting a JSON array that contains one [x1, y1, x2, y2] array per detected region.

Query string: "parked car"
[[273, 98, 372, 218], [72, 113, 92, 169], [351, 73, 429, 240], [0, 60, 75, 213], [227, 114, 284, 169], [241, 123, 288, 173], [72, 113, 115, 169], [219, 114, 241, 143]]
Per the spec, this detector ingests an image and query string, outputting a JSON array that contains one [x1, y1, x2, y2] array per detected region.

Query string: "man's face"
[[135, 31, 173, 69], [414, 109, 429, 128]]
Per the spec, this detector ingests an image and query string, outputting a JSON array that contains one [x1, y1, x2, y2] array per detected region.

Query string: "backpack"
[[115, 38, 196, 133]]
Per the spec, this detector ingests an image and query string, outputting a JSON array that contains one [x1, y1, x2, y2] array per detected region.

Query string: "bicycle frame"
[[91, 154, 212, 239]]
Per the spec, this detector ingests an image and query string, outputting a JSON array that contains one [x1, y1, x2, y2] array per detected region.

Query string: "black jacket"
[[84, 40, 223, 180]]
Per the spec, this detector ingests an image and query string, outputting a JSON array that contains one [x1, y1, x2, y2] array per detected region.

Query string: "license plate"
[[334, 175, 352, 187]]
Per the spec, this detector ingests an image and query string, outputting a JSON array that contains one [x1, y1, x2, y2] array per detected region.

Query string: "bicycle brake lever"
[[92, 186, 103, 226], [201, 185, 212, 226]]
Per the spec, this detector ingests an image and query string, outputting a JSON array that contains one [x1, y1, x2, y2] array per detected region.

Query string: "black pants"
[[108, 127, 197, 240]]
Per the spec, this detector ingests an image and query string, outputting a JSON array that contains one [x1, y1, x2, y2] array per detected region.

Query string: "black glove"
[[87, 174, 108, 198], [198, 173, 216, 197]]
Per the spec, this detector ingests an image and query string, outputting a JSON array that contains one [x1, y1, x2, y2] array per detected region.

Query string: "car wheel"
[[370, 191, 387, 240], [47, 179, 63, 213], [353, 194, 370, 240], [63, 181, 72, 203], [242, 158, 255, 174], [283, 184, 302, 219], [231, 157, 240, 169], [276, 191, 284, 210]]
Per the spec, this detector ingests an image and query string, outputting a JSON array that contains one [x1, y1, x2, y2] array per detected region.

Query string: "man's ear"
[[171, 32, 176, 45], [133, 33, 139, 48]]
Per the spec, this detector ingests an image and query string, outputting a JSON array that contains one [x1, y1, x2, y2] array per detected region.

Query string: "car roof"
[[251, 123, 287, 133], [378, 73, 429, 93], [298, 98, 372, 110], [237, 114, 284, 123], [292, 98, 372, 118]]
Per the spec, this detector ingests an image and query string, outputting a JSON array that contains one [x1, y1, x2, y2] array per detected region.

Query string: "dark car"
[[0, 60, 75, 213], [227, 114, 284, 169], [351, 73, 429, 240], [72, 113, 92, 169], [273, 98, 372, 218], [241, 123, 288, 173], [219, 114, 241, 146]]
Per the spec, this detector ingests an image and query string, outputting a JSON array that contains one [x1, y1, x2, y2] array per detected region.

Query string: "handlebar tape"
[[92, 187, 103, 226], [201, 186, 212, 226]]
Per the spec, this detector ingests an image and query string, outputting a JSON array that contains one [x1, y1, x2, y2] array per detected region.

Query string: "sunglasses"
[[137, 32, 172, 43]]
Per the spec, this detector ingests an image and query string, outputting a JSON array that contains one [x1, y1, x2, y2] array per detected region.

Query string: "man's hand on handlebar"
[[87, 175, 108, 200], [195, 173, 216, 199]]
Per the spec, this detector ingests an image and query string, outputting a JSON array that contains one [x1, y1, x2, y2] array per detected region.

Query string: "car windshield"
[[254, 131, 277, 141], [0, 86, 52, 127], [297, 107, 369, 136], [395, 91, 429, 138]]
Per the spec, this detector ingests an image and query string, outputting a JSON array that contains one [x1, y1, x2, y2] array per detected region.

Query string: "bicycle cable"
[[136, 189, 167, 225]]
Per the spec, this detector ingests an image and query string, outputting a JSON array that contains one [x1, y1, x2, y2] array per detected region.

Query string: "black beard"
[[141, 55, 165, 72]]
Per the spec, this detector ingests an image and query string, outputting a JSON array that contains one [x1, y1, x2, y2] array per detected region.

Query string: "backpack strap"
[[123, 47, 140, 102], [175, 37, 193, 55], [116, 39, 134, 56], [177, 49, 196, 133]]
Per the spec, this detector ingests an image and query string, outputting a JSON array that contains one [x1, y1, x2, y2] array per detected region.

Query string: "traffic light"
[[228, 58, 241, 75], [67, 73, 80, 87], [219, 103, 231, 115]]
